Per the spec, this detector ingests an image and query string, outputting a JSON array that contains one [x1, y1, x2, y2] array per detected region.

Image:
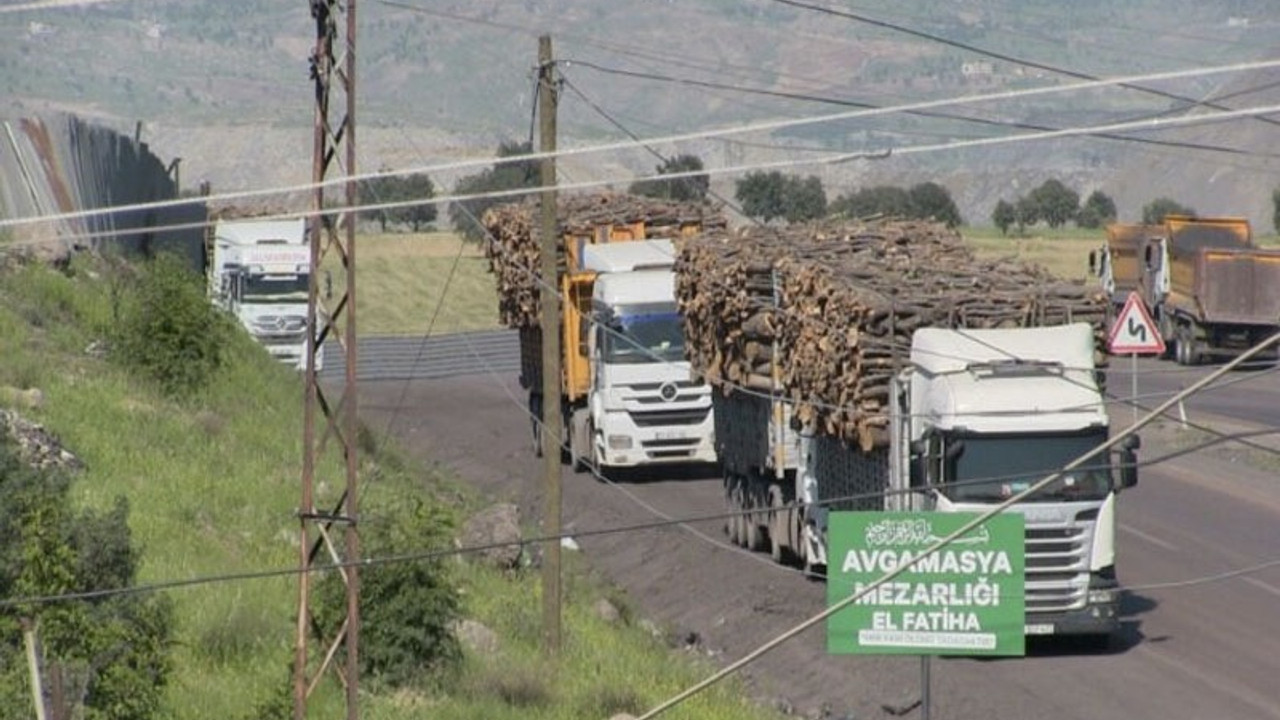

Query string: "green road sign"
[[827, 512, 1025, 656]]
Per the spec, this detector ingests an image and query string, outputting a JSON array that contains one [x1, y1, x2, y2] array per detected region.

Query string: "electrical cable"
[[762, 0, 1280, 130], [562, 57, 1280, 160], [3, 385, 1273, 610], [5, 56, 1279, 234], [10, 89, 1280, 255], [631, 330, 1280, 719]]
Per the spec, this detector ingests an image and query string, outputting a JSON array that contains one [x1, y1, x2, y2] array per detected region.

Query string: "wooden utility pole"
[[537, 33, 562, 658], [297, 0, 360, 718]]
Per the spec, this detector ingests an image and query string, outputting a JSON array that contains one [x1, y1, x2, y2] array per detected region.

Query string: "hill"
[[2, 0, 1279, 227]]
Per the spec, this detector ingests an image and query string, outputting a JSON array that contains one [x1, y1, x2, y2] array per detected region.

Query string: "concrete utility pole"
[[297, 0, 360, 718], [537, 33, 563, 658]]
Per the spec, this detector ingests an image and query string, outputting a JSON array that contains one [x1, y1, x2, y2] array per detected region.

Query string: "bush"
[[313, 482, 461, 689], [0, 438, 174, 720], [112, 253, 232, 398]]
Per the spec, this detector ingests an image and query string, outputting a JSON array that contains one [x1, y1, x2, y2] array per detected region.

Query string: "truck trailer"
[[206, 218, 319, 371], [484, 194, 723, 471], [679, 221, 1135, 642]]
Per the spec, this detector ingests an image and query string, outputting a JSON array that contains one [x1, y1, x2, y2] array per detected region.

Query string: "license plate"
[[1025, 624, 1055, 636], [656, 431, 687, 441]]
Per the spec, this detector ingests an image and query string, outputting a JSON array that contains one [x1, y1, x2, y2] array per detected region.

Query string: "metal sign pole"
[[921, 655, 932, 720], [1132, 352, 1138, 425]]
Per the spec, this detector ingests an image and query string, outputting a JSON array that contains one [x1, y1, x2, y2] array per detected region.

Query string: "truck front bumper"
[[1024, 576, 1121, 637], [596, 409, 716, 467]]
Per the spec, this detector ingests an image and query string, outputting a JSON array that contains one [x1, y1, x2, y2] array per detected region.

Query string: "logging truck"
[[1136, 216, 1280, 365], [680, 221, 1137, 643], [486, 196, 720, 471]]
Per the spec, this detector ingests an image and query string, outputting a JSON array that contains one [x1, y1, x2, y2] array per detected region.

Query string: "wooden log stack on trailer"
[[676, 219, 1111, 451]]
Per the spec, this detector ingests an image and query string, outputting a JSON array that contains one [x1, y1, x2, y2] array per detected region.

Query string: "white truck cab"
[[580, 240, 716, 468], [208, 219, 318, 371], [895, 324, 1137, 639]]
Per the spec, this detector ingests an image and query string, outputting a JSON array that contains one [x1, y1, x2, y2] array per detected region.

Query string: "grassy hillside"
[[0, 254, 779, 720], [331, 231, 499, 337]]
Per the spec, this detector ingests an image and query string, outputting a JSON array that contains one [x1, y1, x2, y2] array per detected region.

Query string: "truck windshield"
[[602, 308, 685, 364], [244, 275, 309, 303], [944, 429, 1112, 503]]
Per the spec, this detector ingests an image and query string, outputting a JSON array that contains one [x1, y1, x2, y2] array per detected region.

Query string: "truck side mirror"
[[909, 439, 928, 489], [1118, 449, 1139, 489], [324, 270, 333, 301], [1088, 250, 1097, 275], [1121, 434, 1141, 451]]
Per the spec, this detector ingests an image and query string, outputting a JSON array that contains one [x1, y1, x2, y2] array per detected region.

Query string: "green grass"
[[325, 231, 499, 337], [0, 256, 779, 720], [962, 225, 1105, 281]]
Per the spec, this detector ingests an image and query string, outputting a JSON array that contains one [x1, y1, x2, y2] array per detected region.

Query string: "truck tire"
[[725, 477, 744, 546], [569, 409, 591, 474], [744, 486, 767, 552], [529, 392, 543, 457], [768, 486, 795, 565]]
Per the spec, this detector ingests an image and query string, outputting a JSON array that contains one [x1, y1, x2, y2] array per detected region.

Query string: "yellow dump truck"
[[1141, 215, 1280, 364], [1090, 223, 1162, 314]]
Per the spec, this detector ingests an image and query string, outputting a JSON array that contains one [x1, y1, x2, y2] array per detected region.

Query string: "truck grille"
[[1024, 525, 1089, 613], [640, 437, 703, 459], [631, 407, 711, 427]]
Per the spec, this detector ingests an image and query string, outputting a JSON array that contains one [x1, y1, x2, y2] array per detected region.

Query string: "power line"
[[633, 331, 1280, 719], [763, 0, 1280, 130], [563, 57, 1280, 160], [3, 409, 1272, 610], [6, 56, 1279, 234]]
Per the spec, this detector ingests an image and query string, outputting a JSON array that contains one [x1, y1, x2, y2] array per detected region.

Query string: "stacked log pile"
[[676, 220, 1109, 450], [481, 193, 727, 328]]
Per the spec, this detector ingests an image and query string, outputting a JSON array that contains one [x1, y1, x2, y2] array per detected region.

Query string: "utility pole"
[[297, 0, 360, 718], [537, 33, 562, 658]]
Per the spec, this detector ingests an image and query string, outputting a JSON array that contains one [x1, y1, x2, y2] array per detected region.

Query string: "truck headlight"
[[1087, 589, 1116, 605], [607, 435, 633, 450]]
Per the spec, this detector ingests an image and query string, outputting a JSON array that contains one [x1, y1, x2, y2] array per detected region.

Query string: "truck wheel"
[[569, 409, 591, 473], [768, 486, 795, 565], [1174, 329, 1189, 365], [725, 478, 744, 546], [744, 488, 767, 552], [529, 393, 544, 457]]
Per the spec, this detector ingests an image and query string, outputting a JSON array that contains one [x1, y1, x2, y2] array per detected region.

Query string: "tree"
[[1142, 197, 1196, 225], [113, 254, 232, 399], [391, 173, 438, 231], [629, 153, 709, 203], [992, 199, 1016, 235], [735, 171, 787, 222], [449, 141, 539, 242], [0, 439, 174, 720], [1015, 195, 1039, 233], [314, 484, 460, 688], [782, 175, 827, 223], [908, 181, 962, 228], [1028, 179, 1080, 229], [829, 185, 912, 219], [1077, 190, 1117, 229], [360, 172, 438, 232]]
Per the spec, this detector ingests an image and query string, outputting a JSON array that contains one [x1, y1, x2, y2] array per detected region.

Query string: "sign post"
[[1106, 292, 1166, 423], [828, 512, 1025, 716]]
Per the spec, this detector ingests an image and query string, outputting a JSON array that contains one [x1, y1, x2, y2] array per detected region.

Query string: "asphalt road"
[[355, 335, 1280, 719]]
